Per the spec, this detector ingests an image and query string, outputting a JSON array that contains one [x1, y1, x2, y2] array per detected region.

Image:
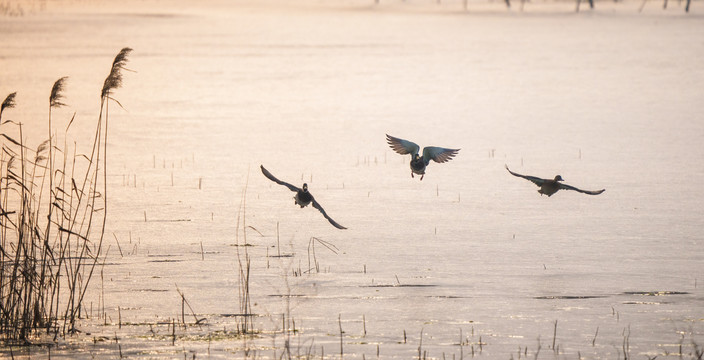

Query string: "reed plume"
[[50, 77, 68, 108], [101, 47, 133, 100], [0, 92, 17, 122]]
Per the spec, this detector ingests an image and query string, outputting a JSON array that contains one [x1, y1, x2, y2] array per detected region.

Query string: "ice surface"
[[0, 0, 702, 358]]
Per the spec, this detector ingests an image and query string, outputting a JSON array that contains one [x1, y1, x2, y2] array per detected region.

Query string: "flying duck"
[[505, 165, 605, 197], [386, 134, 460, 180], [260, 165, 346, 229]]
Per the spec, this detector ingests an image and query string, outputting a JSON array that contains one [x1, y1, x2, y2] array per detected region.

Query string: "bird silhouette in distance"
[[260, 165, 346, 229], [505, 165, 605, 197], [386, 134, 459, 180]]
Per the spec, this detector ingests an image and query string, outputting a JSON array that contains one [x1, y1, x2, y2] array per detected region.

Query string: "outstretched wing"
[[559, 183, 605, 195], [311, 199, 347, 230], [386, 134, 420, 156], [260, 165, 300, 192], [422, 146, 460, 164], [505, 165, 547, 187]]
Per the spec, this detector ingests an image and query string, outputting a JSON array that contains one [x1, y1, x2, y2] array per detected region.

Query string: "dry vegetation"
[[0, 47, 132, 345]]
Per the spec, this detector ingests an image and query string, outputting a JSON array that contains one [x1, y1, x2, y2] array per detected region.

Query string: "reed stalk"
[[234, 169, 252, 334]]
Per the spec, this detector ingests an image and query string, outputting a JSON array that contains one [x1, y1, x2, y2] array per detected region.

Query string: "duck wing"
[[260, 165, 300, 192], [558, 183, 605, 195], [311, 199, 347, 230], [505, 165, 547, 187], [422, 146, 460, 164], [386, 134, 420, 156]]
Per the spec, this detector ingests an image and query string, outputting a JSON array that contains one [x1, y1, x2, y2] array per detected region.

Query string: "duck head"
[[302, 183, 309, 192], [554, 175, 564, 182]]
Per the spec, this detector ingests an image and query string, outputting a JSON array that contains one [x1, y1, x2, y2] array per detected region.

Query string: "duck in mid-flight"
[[260, 165, 346, 229], [386, 134, 459, 180], [505, 165, 605, 197]]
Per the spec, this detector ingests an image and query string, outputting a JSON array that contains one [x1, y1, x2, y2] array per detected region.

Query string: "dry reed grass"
[[0, 47, 131, 345]]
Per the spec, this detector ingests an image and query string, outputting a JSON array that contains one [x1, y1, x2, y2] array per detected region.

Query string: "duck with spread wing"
[[386, 134, 460, 180], [260, 165, 347, 229], [505, 165, 605, 197]]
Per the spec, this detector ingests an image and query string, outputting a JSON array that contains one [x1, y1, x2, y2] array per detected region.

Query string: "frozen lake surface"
[[1, 0, 703, 358]]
